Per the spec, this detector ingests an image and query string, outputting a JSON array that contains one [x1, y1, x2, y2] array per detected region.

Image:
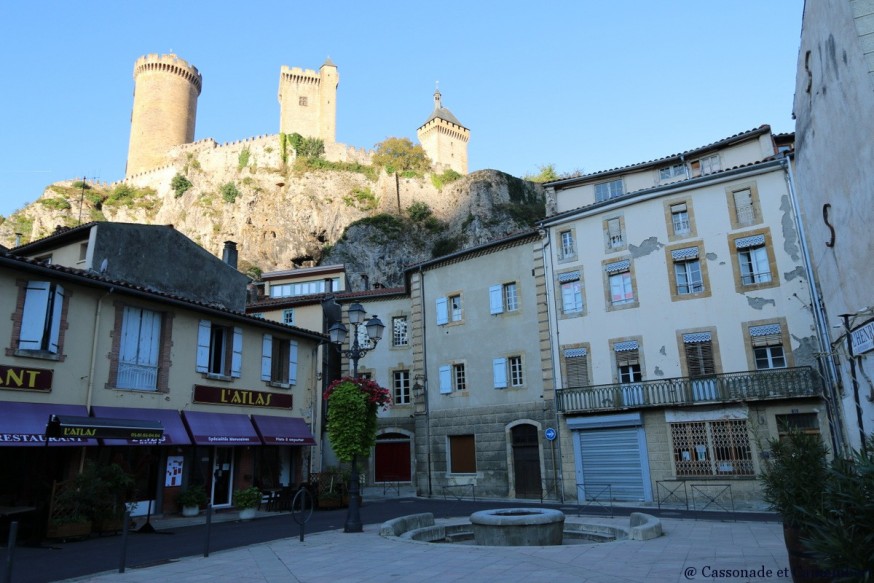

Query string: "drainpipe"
[[85, 288, 113, 413], [539, 227, 565, 503], [780, 154, 846, 454], [417, 266, 433, 498]]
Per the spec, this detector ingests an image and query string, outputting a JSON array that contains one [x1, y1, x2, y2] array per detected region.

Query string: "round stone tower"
[[126, 53, 202, 177]]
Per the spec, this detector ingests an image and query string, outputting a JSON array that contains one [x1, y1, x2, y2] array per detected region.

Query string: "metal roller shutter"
[[578, 427, 646, 501]]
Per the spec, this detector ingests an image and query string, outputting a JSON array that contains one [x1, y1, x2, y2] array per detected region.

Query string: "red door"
[[375, 435, 411, 482]]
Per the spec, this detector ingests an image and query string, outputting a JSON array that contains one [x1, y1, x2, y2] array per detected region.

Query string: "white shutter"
[[231, 327, 243, 378], [261, 334, 273, 381], [288, 341, 298, 385], [47, 285, 64, 353], [436, 297, 448, 325], [119, 307, 141, 365], [493, 357, 508, 389], [139, 309, 161, 367], [18, 282, 50, 350], [489, 285, 503, 315], [439, 365, 452, 394], [196, 320, 211, 373]]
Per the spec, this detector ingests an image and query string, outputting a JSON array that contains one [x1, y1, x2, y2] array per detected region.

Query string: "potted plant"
[[759, 430, 830, 583], [315, 467, 348, 509], [177, 484, 208, 517], [90, 463, 134, 534], [233, 486, 261, 520], [46, 478, 94, 541]]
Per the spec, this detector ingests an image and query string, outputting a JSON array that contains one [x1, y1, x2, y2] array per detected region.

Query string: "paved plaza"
[[60, 514, 791, 583]]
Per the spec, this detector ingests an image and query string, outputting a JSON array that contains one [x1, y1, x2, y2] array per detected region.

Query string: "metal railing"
[[557, 367, 820, 414]]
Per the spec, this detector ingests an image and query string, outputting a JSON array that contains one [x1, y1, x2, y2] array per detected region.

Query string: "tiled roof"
[[0, 251, 325, 341], [541, 157, 786, 224], [545, 125, 773, 188]]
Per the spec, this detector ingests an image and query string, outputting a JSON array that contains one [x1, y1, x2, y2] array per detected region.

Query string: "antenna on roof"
[[76, 175, 100, 226]]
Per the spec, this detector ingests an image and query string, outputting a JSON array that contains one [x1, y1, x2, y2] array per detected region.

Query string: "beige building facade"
[[1, 224, 324, 535], [541, 127, 830, 507]]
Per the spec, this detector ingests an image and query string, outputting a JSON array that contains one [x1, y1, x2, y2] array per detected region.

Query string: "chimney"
[[360, 273, 370, 290], [222, 241, 238, 269], [14, 233, 22, 247]]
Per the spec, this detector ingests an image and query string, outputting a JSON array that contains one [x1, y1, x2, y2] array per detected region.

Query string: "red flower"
[[324, 376, 392, 410]]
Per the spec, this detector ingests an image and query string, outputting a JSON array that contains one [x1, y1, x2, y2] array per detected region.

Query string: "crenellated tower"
[[277, 58, 338, 143], [126, 53, 202, 177], [416, 87, 469, 174]]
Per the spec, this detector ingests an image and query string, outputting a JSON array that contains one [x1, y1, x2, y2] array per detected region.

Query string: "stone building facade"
[[793, 0, 874, 451]]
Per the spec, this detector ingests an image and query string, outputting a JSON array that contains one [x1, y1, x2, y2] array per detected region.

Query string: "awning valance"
[[0, 402, 97, 447], [251, 415, 316, 446], [91, 406, 190, 446], [182, 411, 261, 446], [47, 415, 163, 442]]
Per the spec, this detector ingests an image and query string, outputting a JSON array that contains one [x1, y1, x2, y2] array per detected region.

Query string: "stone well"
[[469, 508, 565, 546]]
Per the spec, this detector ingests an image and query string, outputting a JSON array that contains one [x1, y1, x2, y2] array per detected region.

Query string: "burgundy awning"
[[251, 415, 316, 446], [182, 411, 261, 446], [91, 406, 191, 446], [0, 402, 97, 447]]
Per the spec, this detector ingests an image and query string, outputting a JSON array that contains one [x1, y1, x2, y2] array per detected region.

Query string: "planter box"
[[47, 520, 92, 541], [182, 505, 200, 517], [238, 507, 257, 521]]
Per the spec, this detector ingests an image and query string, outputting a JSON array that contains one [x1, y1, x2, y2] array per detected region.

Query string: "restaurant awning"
[[46, 415, 163, 442], [0, 402, 97, 447], [251, 415, 316, 446], [91, 406, 191, 446], [182, 411, 261, 446]]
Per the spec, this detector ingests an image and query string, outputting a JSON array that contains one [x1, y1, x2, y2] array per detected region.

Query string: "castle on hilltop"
[[125, 54, 469, 177]]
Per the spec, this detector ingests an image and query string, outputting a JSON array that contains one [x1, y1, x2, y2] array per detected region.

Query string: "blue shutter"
[[439, 365, 452, 394], [47, 285, 64, 353], [18, 281, 50, 350], [493, 358, 508, 389], [288, 341, 298, 385], [436, 297, 448, 325], [231, 327, 243, 378], [489, 285, 503, 315], [196, 320, 211, 373], [261, 334, 272, 381]]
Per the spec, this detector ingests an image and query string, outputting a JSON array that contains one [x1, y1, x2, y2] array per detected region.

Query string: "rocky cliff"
[[0, 143, 545, 288]]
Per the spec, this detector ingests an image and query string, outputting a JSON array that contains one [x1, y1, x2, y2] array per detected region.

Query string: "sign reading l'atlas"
[[193, 385, 292, 409], [0, 365, 53, 392]]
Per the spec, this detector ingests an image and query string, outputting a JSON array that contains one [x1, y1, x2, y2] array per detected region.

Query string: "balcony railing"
[[557, 367, 821, 414]]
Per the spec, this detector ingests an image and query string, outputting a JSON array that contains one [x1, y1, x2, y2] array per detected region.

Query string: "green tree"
[[171, 174, 192, 198], [372, 137, 431, 175], [523, 164, 560, 183]]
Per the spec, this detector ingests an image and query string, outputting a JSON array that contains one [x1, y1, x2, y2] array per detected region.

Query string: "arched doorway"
[[374, 432, 411, 482], [511, 424, 542, 498]]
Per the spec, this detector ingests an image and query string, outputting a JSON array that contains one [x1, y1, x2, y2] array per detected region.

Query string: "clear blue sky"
[[0, 1, 802, 217]]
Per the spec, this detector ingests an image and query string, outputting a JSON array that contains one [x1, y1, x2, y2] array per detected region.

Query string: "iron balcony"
[[556, 366, 821, 414]]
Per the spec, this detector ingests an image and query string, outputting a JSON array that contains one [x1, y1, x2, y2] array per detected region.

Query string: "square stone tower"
[[417, 88, 470, 174], [278, 58, 338, 143]]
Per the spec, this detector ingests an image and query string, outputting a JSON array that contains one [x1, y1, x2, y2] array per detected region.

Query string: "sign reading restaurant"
[[0, 364, 53, 392], [193, 385, 293, 409]]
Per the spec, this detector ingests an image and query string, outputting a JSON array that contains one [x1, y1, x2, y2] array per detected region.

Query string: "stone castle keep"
[[125, 54, 469, 177]]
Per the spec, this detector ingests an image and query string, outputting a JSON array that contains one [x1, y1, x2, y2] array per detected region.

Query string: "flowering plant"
[[324, 376, 392, 410], [324, 377, 392, 462]]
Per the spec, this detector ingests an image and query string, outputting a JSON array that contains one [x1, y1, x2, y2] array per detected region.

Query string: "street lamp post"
[[328, 302, 384, 533]]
